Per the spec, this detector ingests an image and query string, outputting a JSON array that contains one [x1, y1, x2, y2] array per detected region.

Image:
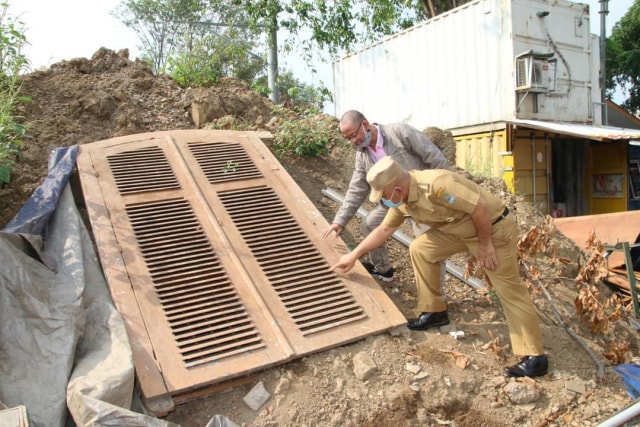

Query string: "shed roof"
[[507, 119, 640, 141]]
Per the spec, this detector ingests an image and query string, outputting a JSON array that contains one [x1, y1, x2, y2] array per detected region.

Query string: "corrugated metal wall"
[[455, 130, 509, 180], [333, 0, 510, 129], [455, 129, 552, 215], [333, 0, 594, 130], [511, 131, 551, 214]]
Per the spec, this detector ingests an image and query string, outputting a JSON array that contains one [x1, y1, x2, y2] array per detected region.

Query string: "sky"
[[13, 0, 635, 106]]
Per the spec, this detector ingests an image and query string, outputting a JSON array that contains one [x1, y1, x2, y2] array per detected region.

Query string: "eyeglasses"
[[343, 120, 364, 141]]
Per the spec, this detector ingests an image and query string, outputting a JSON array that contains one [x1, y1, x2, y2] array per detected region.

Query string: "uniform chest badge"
[[435, 187, 456, 205]]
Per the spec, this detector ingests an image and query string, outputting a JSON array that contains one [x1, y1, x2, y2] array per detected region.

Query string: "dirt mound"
[[4, 47, 273, 226], [6, 49, 638, 427]]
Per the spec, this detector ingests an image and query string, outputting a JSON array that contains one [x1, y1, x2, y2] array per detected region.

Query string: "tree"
[[168, 28, 265, 88], [113, 0, 261, 76], [607, 0, 640, 114], [234, 1, 473, 56], [253, 70, 331, 108], [0, 1, 30, 183], [234, 1, 422, 60]]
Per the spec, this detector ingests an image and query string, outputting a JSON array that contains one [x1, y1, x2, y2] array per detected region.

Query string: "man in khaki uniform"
[[330, 156, 548, 378], [321, 110, 449, 282]]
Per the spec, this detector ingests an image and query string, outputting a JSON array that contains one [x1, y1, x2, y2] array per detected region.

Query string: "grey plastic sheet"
[[0, 146, 178, 426]]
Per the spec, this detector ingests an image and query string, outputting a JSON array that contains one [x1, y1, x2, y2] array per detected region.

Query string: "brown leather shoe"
[[503, 355, 549, 378], [407, 311, 450, 330]]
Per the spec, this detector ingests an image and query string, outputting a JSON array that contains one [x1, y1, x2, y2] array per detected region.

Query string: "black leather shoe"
[[407, 311, 450, 330], [503, 355, 549, 378]]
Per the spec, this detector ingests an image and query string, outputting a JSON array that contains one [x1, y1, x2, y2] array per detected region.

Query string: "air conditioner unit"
[[515, 56, 549, 93]]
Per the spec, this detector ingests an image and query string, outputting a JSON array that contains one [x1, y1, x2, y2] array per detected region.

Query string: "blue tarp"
[[614, 364, 640, 399], [3, 145, 77, 235]]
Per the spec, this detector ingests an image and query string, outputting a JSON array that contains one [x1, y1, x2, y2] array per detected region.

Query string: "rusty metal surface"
[[554, 211, 640, 268], [76, 130, 407, 414]]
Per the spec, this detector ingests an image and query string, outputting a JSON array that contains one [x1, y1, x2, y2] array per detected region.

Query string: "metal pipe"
[[532, 135, 537, 208], [596, 398, 640, 427], [267, 14, 279, 104], [599, 0, 609, 125], [321, 187, 486, 291]]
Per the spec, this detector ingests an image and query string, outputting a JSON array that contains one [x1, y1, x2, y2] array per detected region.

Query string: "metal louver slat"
[[77, 130, 407, 416]]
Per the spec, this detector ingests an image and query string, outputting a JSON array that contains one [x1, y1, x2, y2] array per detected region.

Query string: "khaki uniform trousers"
[[408, 214, 544, 356]]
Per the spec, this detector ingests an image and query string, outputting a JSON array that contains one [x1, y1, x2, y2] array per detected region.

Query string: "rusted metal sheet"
[[76, 130, 407, 415], [554, 211, 640, 268]]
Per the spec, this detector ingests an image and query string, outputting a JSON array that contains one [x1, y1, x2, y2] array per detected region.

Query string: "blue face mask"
[[381, 187, 403, 208], [381, 198, 403, 208]]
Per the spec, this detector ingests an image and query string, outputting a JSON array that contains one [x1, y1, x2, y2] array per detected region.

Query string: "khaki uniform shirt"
[[382, 170, 506, 239]]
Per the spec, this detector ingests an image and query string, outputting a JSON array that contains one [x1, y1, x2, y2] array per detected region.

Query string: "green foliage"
[[113, 0, 201, 73], [607, 0, 640, 113], [279, 71, 332, 108], [113, 0, 261, 76], [222, 160, 240, 173], [168, 35, 264, 88], [205, 115, 255, 131], [167, 21, 265, 88], [234, 0, 426, 60], [272, 105, 342, 157], [253, 70, 333, 108], [487, 289, 500, 304], [0, 2, 30, 184]]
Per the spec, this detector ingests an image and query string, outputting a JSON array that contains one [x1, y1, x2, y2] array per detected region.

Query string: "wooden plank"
[[554, 211, 640, 268], [76, 148, 172, 410], [605, 273, 639, 294]]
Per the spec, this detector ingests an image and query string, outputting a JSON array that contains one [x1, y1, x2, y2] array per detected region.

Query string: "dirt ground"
[[7, 48, 640, 427]]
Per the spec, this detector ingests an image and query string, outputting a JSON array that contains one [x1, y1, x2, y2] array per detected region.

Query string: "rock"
[[565, 378, 586, 394], [414, 371, 429, 380], [491, 376, 508, 387], [405, 361, 422, 374], [243, 381, 271, 411], [504, 381, 541, 405], [353, 351, 377, 380]]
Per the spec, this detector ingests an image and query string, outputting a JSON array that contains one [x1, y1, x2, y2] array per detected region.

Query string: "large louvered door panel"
[[77, 130, 406, 414]]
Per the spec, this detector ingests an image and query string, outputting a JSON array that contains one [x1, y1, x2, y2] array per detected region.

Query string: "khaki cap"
[[367, 156, 404, 203]]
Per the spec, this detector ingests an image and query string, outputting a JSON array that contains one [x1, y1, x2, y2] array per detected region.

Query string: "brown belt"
[[492, 207, 509, 225]]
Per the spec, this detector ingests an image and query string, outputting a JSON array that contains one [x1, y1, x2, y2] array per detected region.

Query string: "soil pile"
[[6, 48, 639, 427]]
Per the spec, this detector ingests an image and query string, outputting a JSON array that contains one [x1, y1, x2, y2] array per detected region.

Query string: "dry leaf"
[[440, 349, 471, 369]]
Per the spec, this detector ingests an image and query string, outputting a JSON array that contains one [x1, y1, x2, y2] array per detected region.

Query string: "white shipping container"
[[332, 0, 597, 130]]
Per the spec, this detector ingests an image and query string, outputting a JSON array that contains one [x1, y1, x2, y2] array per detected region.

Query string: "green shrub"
[[272, 105, 342, 157], [0, 2, 30, 184]]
